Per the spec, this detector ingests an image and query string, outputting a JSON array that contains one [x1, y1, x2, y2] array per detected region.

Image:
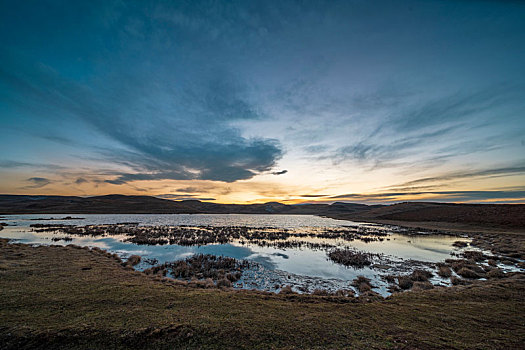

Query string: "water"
[[0, 213, 472, 295]]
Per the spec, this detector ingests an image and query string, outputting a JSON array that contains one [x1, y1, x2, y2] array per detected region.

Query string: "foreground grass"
[[0, 239, 524, 349]]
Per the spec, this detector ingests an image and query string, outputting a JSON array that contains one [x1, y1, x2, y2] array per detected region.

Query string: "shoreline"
[[1, 237, 524, 349], [323, 215, 525, 261]]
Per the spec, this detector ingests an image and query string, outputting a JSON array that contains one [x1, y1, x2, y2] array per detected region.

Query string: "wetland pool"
[[1, 213, 478, 296]]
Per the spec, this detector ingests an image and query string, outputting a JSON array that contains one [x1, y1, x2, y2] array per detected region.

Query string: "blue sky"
[[1, 0, 524, 203]]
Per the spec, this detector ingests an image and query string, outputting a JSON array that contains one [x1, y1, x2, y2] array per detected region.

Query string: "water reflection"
[[0, 214, 471, 295]]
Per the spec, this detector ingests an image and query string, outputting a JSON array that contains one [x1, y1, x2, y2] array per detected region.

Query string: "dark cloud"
[[74, 177, 88, 185], [25, 177, 51, 188], [299, 194, 328, 198], [2, 52, 283, 184], [272, 170, 288, 175], [175, 187, 202, 193], [155, 194, 215, 201]]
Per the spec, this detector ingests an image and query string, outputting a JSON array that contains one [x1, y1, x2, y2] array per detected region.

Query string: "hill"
[[0, 195, 376, 216], [1, 195, 524, 230]]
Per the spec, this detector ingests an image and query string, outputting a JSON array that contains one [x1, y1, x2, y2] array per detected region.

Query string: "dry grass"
[[397, 276, 414, 290], [437, 265, 452, 278], [327, 248, 377, 268]]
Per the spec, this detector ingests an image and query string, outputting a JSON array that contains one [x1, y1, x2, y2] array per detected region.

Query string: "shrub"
[[450, 276, 468, 285], [126, 255, 141, 266], [352, 276, 373, 293], [328, 249, 376, 268], [437, 265, 452, 278], [487, 259, 498, 267], [410, 269, 433, 281], [462, 251, 485, 262], [398, 276, 413, 290], [457, 267, 481, 279], [452, 241, 468, 248], [312, 289, 330, 296], [487, 268, 504, 279], [216, 278, 232, 288], [412, 281, 434, 291], [334, 289, 354, 297]]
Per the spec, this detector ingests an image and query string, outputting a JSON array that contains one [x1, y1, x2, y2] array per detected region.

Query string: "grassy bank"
[[1, 238, 524, 349]]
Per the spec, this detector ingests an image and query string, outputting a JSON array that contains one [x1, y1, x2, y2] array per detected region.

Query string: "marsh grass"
[[327, 249, 379, 268]]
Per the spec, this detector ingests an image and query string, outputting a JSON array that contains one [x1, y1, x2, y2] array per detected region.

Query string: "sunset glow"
[[1, 1, 524, 204]]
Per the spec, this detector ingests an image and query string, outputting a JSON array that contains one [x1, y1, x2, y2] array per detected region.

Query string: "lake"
[[0, 213, 474, 295]]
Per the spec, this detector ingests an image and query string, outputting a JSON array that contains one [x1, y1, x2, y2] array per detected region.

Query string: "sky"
[[1, 0, 525, 204]]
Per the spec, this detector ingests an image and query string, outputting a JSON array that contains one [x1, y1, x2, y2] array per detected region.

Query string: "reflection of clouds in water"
[[0, 215, 477, 295], [246, 253, 278, 269], [411, 245, 450, 255]]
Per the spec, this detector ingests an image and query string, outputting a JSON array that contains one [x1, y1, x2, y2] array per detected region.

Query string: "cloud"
[[330, 189, 525, 203], [0, 160, 65, 170], [333, 126, 458, 164], [2, 52, 284, 184], [74, 177, 88, 185], [175, 187, 202, 193], [392, 165, 525, 189], [25, 177, 51, 188], [272, 170, 288, 175], [329, 84, 524, 170], [2, 0, 525, 200], [155, 194, 215, 201], [387, 86, 516, 133]]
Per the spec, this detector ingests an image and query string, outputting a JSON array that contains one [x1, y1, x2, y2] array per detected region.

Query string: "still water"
[[0, 214, 470, 295]]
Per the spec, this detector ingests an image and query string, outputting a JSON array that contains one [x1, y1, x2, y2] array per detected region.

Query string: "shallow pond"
[[0, 214, 473, 295]]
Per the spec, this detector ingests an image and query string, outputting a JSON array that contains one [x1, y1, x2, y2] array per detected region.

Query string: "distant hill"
[[0, 195, 378, 216], [1, 195, 523, 229], [334, 201, 525, 229]]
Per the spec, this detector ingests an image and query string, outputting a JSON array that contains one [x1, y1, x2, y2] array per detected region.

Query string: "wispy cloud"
[[24, 177, 52, 189], [0, 160, 65, 170], [391, 165, 525, 189], [330, 189, 525, 203], [155, 194, 216, 201]]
